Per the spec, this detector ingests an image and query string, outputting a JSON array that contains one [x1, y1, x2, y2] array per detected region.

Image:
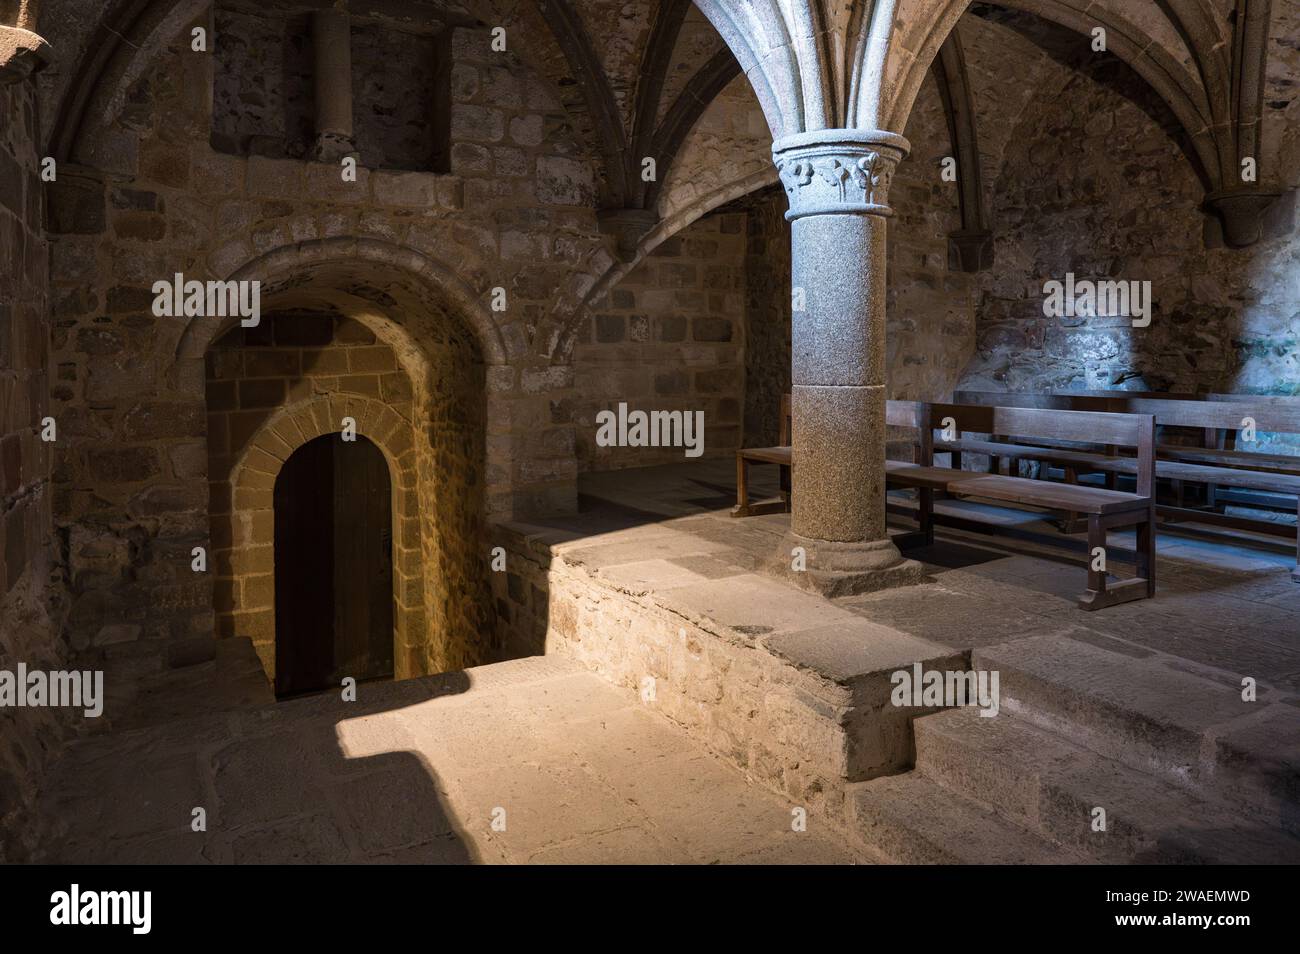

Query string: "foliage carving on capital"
[[774, 145, 900, 219]]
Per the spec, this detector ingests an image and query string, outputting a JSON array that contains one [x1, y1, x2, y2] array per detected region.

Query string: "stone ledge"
[[492, 518, 970, 822], [0, 26, 52, 86]]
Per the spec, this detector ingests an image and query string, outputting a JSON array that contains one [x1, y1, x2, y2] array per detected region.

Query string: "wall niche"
[[211, 0, 451, 173]]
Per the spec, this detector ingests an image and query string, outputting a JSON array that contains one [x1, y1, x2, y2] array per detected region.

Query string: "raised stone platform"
[[493, 459, 1300, 857], [493, 471, 965, 820]]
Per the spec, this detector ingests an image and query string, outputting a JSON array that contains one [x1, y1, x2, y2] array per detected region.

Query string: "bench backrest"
[[1125, 398, 1300, 434], [887, 399, 1156, 496], [885, 400, 926, 429], [1206, 393, 1300, 405], [1049, 389, 1201, 401], [930, 402, 1152, 448], [954, 390, 1118, 412], [929, 402, 1157, 498], [886, 400, 931, 462], [957, 390, 1300, 436]]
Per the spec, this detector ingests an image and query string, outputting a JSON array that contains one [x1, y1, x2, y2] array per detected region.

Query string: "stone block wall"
[[960, 52, 1237, 395], [43, 16, 612, 669], [574, 211, 747, 470], [955, 16, 1300, 406], [0, 77, 47, 599], [888, 72, 977, 401], [350, 18, 451, 173], [211, 3, 316, 160], [0, 71, 64, 862], [210, 1, 453, 173]]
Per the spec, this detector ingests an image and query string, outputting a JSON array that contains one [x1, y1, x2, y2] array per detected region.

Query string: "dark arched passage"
[[273, 433, 393, 698]]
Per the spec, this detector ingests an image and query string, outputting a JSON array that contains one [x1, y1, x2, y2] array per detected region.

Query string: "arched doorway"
[[273, 433, 394, 697]]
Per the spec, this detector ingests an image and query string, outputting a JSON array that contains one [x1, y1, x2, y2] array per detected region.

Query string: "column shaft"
[[790, 210, 889, 543], [312, 9, 354, 158]]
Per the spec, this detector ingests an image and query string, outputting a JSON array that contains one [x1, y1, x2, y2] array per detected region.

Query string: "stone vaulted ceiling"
[[34, 0, 742, 257], [26, 0, 1296, 254]]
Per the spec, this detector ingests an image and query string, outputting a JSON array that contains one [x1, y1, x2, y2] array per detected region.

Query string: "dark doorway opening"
[[273, 433, 394, 698]]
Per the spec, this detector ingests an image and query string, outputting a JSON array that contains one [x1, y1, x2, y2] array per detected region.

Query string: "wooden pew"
[[887, 400, 1158, 609], [1047, 389, 1201, 400], [948, 391, 1300, 581], [731, 394, 791, 517]]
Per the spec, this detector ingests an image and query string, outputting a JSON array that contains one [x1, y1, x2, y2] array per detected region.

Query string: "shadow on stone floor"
[[38, 668, 481, 864]]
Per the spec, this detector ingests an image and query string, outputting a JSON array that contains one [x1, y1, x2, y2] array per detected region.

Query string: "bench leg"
[[1085, 515, 1108, 598], [780, 463, 792, 513], [1205, 428, 1224, 513], [1294, 498, 1300, 583], [1059, 466, 1085, 534], [892, 485, 935, 551], [731, 454, 750, 517], [1137, 511, 1156, 598], [1168, 478, 1186, 520], [1078, 513, 1154, 610], [920, 487, 935, 545]]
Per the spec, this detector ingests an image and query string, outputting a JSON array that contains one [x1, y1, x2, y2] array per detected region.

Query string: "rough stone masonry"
[[1, 0, 1299, 866]]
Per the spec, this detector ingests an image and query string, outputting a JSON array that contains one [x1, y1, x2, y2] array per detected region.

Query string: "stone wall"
[[0, 70, 63, 863], [209, 0, 453, 173], [657, 72, 775, 234], [350, 19, 451, 173], [959, 48, 1235, 394], [204, 312, 412, 678], [574, 210, 747, 470], [956, 13, 1300, 403], [43, 17, 611, 670], [888, 72, 977, 401], [211, 3, 316, 160]]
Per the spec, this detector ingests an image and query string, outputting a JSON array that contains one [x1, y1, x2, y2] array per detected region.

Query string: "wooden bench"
[[886, 400, 1158, 610], [950, 391, 1300, 581], [732, 394, 791, 517]]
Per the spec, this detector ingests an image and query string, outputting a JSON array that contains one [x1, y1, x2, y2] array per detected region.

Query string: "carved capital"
[[0, 25, 52, 86], [948, 228, 994, 272], [597, 207, 658, 262], [1204, 188, 1282, 248], [771, 129, 910, 221]]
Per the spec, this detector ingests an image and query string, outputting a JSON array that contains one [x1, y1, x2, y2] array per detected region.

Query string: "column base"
[[774, 532, 925, 598], [313, 132, 357, 163]]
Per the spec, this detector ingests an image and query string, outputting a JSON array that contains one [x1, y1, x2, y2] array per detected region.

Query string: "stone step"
[[972, 632, 1300, 831], [847, 772, 1089, 864], [914, 706, 1300, 863]]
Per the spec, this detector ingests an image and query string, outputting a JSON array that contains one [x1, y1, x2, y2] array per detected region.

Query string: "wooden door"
[[274, 434, 393, 697]]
